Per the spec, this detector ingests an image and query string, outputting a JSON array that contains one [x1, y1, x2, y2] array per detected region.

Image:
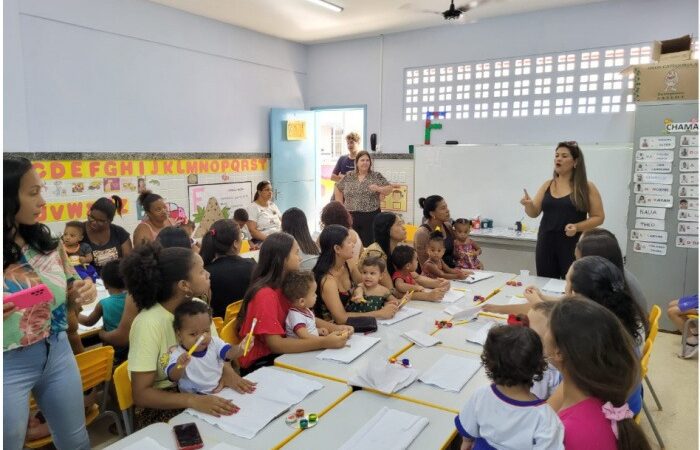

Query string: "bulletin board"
[[188, 182, 252, 224]]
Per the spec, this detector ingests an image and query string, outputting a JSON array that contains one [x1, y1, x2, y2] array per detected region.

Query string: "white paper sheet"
[[456, 271, 495, 284], [444, 304, 481, 321], [338, 407, 429, 450], [439, 289, 466, 303], [347, 360, 418, 393], [120, 437, 170, 450], [317, 335, 381, 363], [507, 296, 528, 305], [378, 307, 422, 326], [419, 354, 482, 392], [187, 367, 323, 439], [464, 320, 497, 346], [209, 444, 247, 450], [542, 279, 566, 294], [402, 330, 441, 348]]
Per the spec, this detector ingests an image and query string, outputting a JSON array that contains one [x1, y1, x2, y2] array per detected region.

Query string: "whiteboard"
[[414, 144, 633, 253]]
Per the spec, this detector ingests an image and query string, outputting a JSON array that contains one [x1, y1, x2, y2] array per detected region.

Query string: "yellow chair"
[[644, 306, 662, 411], [240, 240, 251, 254], [224, 300, 243, 324], [113, 360, 134, 435], [640, 338, 665, 449], [404, 224, 418, 243], [25, 346, 122, 448], [213, 317, 224, 336], [220, 319, 241, 346]]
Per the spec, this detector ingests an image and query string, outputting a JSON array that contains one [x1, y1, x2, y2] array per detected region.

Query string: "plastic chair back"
[[404, 224, 418, 243], [220, 319, 241, 346], [213, 317, 224, 335], [224, 300, 243, 324], [113, 360, 133, 412]]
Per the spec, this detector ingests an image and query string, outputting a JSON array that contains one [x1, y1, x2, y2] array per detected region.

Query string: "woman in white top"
[[246, 181, 282, 242]]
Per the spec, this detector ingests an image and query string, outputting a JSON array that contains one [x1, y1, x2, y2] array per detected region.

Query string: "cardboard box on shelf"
[[651, 35, 693, 62], [622, 59, 698, 103]]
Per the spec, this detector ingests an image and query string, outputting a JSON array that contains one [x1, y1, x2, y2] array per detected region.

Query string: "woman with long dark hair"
[[246, 181, 282, 242], [360, 212, 407, 289], [200, 220, 256, 318], [521, 141, 605, 278], [413, 195, 456, 269], [314, 225, 398, 323], [83, 195, 132, 272], [281, 207, 320, 257], [4, 157, 96, 449], [320, 201, 362, 263], [236, 232, 350, 374]]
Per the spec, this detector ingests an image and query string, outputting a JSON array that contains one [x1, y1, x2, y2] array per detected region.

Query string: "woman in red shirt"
[[236, 232, 352, 374]]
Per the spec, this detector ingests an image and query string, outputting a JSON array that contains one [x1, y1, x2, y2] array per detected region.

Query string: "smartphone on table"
[[173, 422, 204, 450]]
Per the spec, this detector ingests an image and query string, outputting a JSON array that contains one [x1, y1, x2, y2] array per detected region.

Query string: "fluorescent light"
[[306, 0, 343, 13]]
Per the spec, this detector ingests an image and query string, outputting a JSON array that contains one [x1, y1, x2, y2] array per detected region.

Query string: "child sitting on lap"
[[283, 270, 329, 338], [455, 325, 564, 449], [390, 245, 449, 302], [422, 228, 471, 280], [62, 220, 97, 281], [167, 300, 247, 394], [347, 256, 405, 316]]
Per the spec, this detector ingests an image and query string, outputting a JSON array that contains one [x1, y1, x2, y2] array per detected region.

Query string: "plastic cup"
[[520, 270, 530, 282]]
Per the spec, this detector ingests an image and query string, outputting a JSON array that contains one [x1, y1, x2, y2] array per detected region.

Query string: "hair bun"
[[418, 197, 426, 208]]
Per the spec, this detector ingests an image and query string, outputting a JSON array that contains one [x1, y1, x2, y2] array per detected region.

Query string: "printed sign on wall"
[[634, 162, 672, 173], [633, 173, 674, 184], [680, 147, 699, 158], [679, 186, 699, 198], [636, 194, 673, 208], [677, 236, 699, 248], [636, 150, 674, 162], [632, 241, 667, 256], [680, 173, 698, 185], [679, 160, 698, 172], [634, 218, 666, 230], [680, 135, 698, 146], [633, 183, 672, 195], [636, 207, 666, 220], [678, 209, 699, 222], [630, 229, 668, 243], [678, 222, 699, 235], [639, 136, 676, 149]]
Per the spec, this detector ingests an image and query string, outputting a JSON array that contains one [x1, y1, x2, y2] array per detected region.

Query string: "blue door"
[[269, 109, 317, 230]]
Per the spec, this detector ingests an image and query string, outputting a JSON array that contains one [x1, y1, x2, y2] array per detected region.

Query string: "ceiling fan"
[[402, 0, 487, 21]]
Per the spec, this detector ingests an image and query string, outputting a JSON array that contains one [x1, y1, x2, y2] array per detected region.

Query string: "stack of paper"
[[338, 407, 429, 450], [464, 320, 497, 346], [542, 279, 566, 294], [443, 304, 481, 321], [402, 330, 441, 347], [419, 354, 482, 392], [347, 360, 418, 393], [317, 335, 381, 363], [187, 367, 323, 439], [439, 289, 466, 303], [378, 307, 422, 326]]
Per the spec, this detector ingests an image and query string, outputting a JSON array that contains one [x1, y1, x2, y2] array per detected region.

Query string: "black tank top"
[[539, 182, 588, 234]]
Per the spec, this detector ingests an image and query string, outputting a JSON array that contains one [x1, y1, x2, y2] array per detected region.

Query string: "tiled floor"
[[81, 331, 697, 449]]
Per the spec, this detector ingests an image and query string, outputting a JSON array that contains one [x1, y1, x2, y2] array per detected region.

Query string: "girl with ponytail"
[[121, 242, 254, 428], [84, 195, 132, 273], [546, 297, 651, 450]]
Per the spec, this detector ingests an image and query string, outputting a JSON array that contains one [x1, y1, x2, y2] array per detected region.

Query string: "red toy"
[[473, 295, 485, 302], [506, 280, 523, 287], [434, 320, 453, 329]]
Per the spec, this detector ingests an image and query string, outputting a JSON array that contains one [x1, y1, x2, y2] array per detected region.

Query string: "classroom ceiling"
[[148, 0, 606, 44]]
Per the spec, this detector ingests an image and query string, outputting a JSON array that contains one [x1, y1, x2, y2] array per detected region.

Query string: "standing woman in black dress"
[[521, 141, 605, 278]]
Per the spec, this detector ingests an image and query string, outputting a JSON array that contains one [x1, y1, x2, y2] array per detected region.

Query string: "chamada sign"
[[664, 118, 699, 133]]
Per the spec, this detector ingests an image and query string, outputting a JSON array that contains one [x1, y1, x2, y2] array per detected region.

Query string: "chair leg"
[[642, 401, 665, 449], [100, 411, 124, 437], [122, 410, 133, 435], [644, 375, 663, 411]]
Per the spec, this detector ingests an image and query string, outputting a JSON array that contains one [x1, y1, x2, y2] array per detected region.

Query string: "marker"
[[452, 287, 467, 292], [243, 318, 258, 357], [177, 335, 205, 369], [398, 291, 413, 308], [452, 319, 472, 325]]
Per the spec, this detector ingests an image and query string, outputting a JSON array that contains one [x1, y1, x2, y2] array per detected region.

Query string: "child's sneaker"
[[680, 335, 698, 359]]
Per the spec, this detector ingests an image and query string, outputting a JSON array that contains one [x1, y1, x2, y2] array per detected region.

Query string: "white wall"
[[3, 0, 307, 152], [307, 0, 699, 152]]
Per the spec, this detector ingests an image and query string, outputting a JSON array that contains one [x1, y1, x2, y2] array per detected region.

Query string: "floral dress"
[[454, 240, 483, 270]]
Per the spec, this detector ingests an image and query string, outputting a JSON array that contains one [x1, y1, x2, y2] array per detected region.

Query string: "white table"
[[103, 423, 178, 449], [169, 367, 351, 449], [78, 283, 109, 338], [281, 390, 458, 450], [388, 345, 490, 414]]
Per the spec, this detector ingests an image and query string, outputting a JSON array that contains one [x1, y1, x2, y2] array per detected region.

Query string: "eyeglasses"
[[87, 214, 108, 225]]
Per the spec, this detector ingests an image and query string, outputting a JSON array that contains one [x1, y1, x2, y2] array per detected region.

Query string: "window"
[[402, 41, 688, 122]]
